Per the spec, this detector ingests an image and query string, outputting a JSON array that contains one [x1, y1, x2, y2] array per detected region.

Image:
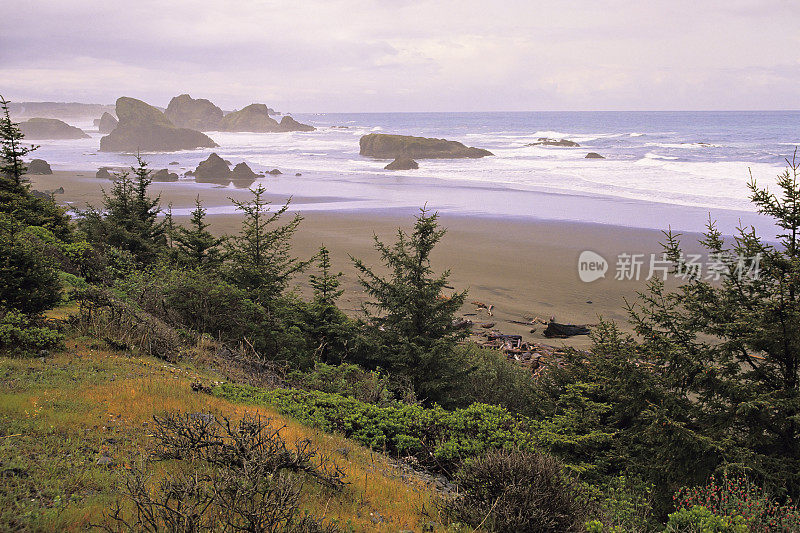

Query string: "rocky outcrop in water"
[[96, 112, 118, 134], [99, 97, 218, 152], [96, 167, 114, 179], [585, 152, 605, 159], [360, 133, 493, 159], [164, 94, 223, 131], [277, 115, 315, 132], [527, 138, 580, 147], [385, 156, 419, 170], [188, 153, 230, 184], [149, 168, 179, 182], [218, 104, 314, 132], [20, 118, 89, 139], [27, 159, 52, 174]]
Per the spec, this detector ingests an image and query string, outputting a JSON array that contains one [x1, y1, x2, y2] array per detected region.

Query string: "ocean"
[[29, 111, 800, 235]]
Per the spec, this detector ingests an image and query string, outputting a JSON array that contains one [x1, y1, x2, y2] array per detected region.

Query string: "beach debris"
[[472, 301, 494, 315], [480, 322, 496, 329], [543, 321, 591, 338], [452, 318, 473, 330]]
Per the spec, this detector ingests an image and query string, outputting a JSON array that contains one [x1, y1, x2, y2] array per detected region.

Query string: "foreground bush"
[[444, 449, 591, 533], [665, 506, 747, 533], [106, 412, 343, 532]]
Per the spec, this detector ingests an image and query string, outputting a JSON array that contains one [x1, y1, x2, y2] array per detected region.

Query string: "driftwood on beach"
[[543, 321, 591, 338]]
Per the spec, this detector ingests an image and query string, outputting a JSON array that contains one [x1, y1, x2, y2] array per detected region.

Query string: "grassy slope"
[[0, 333, 445, 532]]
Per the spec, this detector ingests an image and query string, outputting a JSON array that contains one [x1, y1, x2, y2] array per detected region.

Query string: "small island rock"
[[20, 118, 89, 139], [385, 156, 419, 170], [359, 133, 493, 159], [585, 152, 605, 159], [27, 159, 52, 174], [164, 94, 223, 131]]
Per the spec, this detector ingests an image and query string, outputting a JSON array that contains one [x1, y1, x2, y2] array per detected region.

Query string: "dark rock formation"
[[218, 104, 314, 132], [97, 112, 118, 134], [230, 162, 257, 181], [27, 159, 52, 174], [99, 97, 218, 152], [30, 190, 51, 200], [295, 172, 302, 176], [359, 133, 493, 159], [96, 167, 113, 179], [385, 156, 419, 170], [169, 161, 179, 165], [19, 118, 89, 139], [149, 168, 179, 182], [190, 153, 231, 184], [267, 168, 282, 175], [527, 138, 580, 147], [219, 104, 279, 132], [164, 94, 223, 131], [277, 115, 315, 132], [585, 152, 605, 159]]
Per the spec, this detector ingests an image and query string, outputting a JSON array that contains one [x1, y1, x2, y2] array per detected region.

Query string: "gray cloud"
[[1, 0, 798, 111]]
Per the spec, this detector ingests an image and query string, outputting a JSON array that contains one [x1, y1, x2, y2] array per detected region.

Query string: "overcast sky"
[[2, 0, 798, 112]]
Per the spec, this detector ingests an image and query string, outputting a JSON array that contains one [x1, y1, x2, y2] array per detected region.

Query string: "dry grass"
[[0, 336, 446, 532]]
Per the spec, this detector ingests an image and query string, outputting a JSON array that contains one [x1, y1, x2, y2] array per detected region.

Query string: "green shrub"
[[443, 449, 592, 533], [214, 383, 539, 473], [0, 309, 64, 355], [287, 363, 392, 405], [665, 506, 747, 533]]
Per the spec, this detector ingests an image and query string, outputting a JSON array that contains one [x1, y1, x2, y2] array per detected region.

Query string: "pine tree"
[[307, 245, 351, 363], [624, 154, 800, 499], [174, 196, 226, 268], [351, 208, 469, 403], [0, 95, 37, 192], [78, 155, 167, 264], [0, 96, 70, 240], [226, 185, 308, 305]]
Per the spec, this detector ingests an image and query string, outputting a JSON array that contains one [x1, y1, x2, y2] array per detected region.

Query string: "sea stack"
[[20, 118, 89, 139], [359, 133, 493, 159], [96, 112, 118, 134], [218, 104, 315, 132], [27, 159, 53, 174], [164, 94, 223, 131], [99, 97, 218, 152], [385, 156, 419, 170]]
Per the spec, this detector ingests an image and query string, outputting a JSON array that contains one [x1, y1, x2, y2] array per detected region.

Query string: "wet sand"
[[29, 170, 709, 348]]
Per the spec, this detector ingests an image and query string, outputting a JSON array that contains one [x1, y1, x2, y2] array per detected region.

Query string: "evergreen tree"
[[351, 208, 469, 403], [79, 155, 166, 264], [174, 196, 226, 268], [0, 96, 70, 239], [0, 95, 37, 192], [226, 185, 308, 305], [307, 245, 352, 363], [575, 155, 800, 503]]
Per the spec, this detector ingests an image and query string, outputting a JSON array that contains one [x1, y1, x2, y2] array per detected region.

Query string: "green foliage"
[[214, 383, 541, 473], [589, 476, 656, 532], [443, 448, 592, 533], [226, 185, 308, 306], [173, 196, 226, 268], [78, 155, 167, 264], [351, 208, 469, 404], [305, 246, 354, 364], [623, 159, 800, 498], [665, 506, 747, 533], [287, 362, 392, 404], [0, 95, 37, 191], [0, 309, 64, 355], [0, 215, 62, 315]]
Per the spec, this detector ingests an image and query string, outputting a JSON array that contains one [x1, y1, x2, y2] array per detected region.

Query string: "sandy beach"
[[28, 170, 714, 349]]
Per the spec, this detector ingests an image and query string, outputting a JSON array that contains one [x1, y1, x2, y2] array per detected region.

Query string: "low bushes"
[[214, 383, 538, 473]]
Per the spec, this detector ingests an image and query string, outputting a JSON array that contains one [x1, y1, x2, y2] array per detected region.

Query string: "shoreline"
[[28, 170, 722, 349]]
